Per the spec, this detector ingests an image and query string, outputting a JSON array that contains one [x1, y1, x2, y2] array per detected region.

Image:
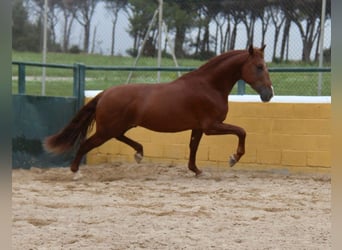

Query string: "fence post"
[[73, 63, 79, 98], [74, 64, 86, 165], [78, 64, 86, 110], [73, 63, 86, 110], [237, 80, 245, 95], [18, 63, 26, 94]]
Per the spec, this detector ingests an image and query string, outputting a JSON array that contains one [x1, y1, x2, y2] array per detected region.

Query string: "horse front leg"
[[188, 129, 203, 176], [204, 123, 246, 167]]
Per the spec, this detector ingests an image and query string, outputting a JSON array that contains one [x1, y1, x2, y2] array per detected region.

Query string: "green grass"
[[12, 51, 331, 97]]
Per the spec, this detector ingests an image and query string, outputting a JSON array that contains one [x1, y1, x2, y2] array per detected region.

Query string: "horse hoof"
[[229, 155, 237, 167], [73, 170, 82, 181], [134, 152, 143, 163], [195, 170, 203, 177]]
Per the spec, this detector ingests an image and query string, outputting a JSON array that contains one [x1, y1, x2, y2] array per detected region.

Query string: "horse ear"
[[261, 44, 266, 51], [248, 44, 254, 55]]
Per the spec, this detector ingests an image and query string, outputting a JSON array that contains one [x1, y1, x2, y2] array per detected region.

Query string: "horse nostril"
[[261, 96, 269, 102], [263, 96, 271, 102], [260, 88, 273, 102]]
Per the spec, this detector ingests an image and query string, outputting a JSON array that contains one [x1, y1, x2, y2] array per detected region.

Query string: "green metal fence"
[[12, 61, 85, 110], [12, 61, 331, 99]]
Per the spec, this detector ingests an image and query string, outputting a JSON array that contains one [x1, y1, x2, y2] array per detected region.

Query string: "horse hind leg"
[[116, 134, 144, 163], [70, 133, 110, 173]]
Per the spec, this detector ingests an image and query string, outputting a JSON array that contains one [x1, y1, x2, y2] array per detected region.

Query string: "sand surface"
[[12, 163, 331, 249]]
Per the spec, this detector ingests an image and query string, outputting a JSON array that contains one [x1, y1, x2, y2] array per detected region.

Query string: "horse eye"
[[256, 65, 264, 71]]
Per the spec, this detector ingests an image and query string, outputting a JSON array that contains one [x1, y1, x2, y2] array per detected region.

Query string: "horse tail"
[[44, 92, 103, 155]]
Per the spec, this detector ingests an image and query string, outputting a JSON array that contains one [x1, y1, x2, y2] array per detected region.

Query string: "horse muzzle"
[[259, 86, 274, 103]]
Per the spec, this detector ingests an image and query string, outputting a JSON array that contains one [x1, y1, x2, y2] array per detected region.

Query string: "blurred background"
[[12, 0, 331, 96]]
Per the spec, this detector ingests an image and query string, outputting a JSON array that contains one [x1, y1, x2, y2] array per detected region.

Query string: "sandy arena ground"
[[12, 162, 331, 249]]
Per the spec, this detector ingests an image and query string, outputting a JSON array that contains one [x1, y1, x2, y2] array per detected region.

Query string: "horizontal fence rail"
[[12, 61, 331, 107], [12, 61, 332, 72], [269, 67, 331, 73]]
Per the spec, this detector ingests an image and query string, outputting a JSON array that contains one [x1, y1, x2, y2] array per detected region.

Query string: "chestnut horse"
[[44, 45, 273, 176]]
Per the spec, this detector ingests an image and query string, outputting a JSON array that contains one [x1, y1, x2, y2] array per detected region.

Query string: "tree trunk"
[[223, 16, 231, 51], [201, 22, 210, 53], [175, 25, 186, 57], [195, 25, 202, 55], [214, 21, 219, 54], [272, 27, 280, 61], [84, 22, 90, 53], [63, 12, 69, 52], [62, 11, 74, 52], [230, 24, 237, 50], [111, 14, 118, 56], [91, 26, 96, 53], [280, 18, 291, 61]]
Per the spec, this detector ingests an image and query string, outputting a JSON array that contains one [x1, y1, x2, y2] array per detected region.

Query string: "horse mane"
[[201, 50, 247, 69], [179, 49, 248, 80]]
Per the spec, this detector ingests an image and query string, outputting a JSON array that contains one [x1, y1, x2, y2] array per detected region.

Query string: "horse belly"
[[138, 93, 198, 132], [139, 106, 197, 132]]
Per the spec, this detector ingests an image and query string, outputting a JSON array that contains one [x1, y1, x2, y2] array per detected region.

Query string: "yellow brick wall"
[[86, 98, 331, 172]]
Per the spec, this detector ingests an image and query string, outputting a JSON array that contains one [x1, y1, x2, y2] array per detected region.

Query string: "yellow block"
[[257, 149, 282, 165], [282, 150, 307, 166], [307, 151, 331, 167]]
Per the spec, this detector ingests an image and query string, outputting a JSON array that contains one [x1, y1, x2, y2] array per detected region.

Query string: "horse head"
[[241, 45, 274, 102]]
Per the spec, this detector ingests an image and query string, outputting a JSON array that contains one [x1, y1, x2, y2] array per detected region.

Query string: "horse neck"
[[188, 51, 248, 96]]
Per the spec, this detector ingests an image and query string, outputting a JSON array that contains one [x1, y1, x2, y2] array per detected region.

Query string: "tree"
[[256, 1, 271, 47], [213, 9, 229, 53], [12, 0, 42, 51], [73, 0, 100, 53], [127, 0, 158, 56], [194, 0, 222, 59], [281, 0, 322, 62], [163, 0, 197, 58], [104, 0, 128, 56], [29, 0, 61, 50], [57, 0, 77, 52], [221, 1, 244, 50], [269, 4, 285, 61], [279, 17, 291, 62]]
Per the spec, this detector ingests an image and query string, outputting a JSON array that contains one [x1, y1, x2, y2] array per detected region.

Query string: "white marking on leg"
[[73, 170, 83, 181], [229, 155, 237, 167], [134, 152, 143, 163]]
